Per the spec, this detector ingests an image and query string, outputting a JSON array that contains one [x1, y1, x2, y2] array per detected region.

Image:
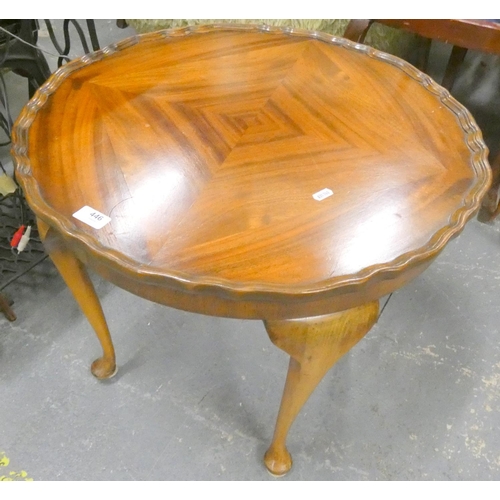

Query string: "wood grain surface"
[[375, 19, 500, 54], [264, 301, 379, 475], [12, 24, 491, 316]]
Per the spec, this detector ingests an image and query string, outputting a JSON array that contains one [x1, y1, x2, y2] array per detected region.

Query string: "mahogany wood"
[[343, 19, 371, 42], [345, 20, 500, 54], [11, 25, 491, 475], [441, 46, 468, 90], [376, 19, 500, 55]]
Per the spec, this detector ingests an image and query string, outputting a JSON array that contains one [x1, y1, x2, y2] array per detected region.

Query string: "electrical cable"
[[0, 25, 63, 59]]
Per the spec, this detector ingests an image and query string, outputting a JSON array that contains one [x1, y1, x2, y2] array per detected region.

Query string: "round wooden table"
[[12, 25, 491, 476]]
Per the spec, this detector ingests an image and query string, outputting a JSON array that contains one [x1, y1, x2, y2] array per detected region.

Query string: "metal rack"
[[0, 190, 46, 320]]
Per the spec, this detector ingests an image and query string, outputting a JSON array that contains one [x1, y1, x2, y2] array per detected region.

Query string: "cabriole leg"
[[37, 218, 116, 379], [263, 301, 379, 476]]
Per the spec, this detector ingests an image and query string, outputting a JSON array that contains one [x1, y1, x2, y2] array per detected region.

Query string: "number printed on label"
[[312, 188, 333, 201], [73, 206, 111, 229]]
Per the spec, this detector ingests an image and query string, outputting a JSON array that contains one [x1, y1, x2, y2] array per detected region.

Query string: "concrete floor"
[[1, 21, 500, 481]]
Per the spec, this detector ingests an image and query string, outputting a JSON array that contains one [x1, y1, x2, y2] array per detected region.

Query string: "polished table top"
[[14, 25, 490, 308], [11, 24, 492, 477]]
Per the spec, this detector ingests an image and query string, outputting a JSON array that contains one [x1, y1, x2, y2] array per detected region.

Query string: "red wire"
[[10, 225, 26, 248]]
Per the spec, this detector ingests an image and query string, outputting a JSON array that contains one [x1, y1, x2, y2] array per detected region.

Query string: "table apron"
[[69, 240, 436, 320]]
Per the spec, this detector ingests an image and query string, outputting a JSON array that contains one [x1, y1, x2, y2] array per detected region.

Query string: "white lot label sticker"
[[312, 188, 333, 201], [73, 206, 111, 229]]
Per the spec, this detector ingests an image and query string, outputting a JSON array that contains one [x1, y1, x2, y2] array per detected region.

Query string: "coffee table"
[[12, 25, 491, 476]]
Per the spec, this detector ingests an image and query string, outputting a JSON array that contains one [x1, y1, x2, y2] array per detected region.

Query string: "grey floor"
[[1, 20, 500, 481]]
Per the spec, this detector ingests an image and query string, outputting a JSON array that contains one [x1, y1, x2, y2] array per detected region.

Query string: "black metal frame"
[[0, 19, 102, 321], [44, 19, 101, 68], [0, 20, 51, 97]]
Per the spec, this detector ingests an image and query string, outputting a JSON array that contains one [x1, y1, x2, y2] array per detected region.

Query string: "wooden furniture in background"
[[344, 19, 500, 91], [12, 25, 491, 476], [480, 147, 500, 221]]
